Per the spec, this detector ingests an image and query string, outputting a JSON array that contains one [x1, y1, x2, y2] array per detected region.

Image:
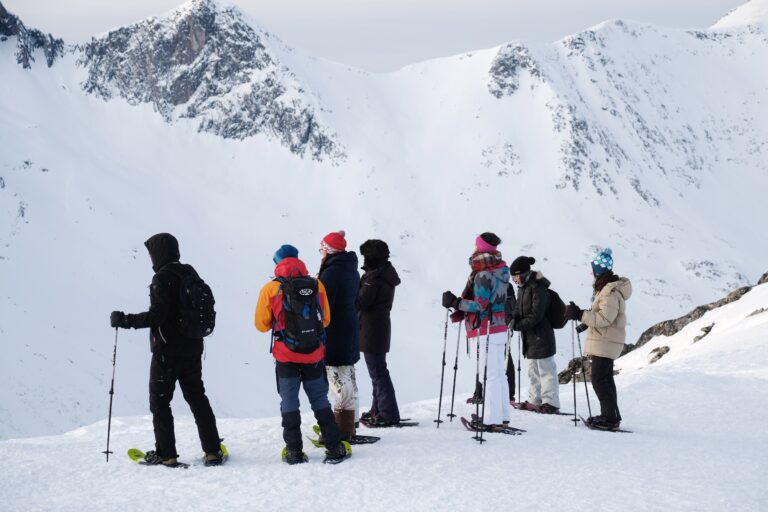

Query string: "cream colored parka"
[[581, 277, 632, 360]]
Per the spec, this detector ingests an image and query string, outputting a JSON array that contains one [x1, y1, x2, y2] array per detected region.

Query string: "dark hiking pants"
[[364, 352, 400, 421], [590, 355, 621, 422], [149, 353, 221, 458], [275, 361, 341, 450]]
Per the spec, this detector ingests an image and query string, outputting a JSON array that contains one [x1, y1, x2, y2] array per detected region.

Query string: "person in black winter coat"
[[509, 255, 560, 413], [318, 230, 361, 440], [356, 239, 402, 425], [110, 233, 223, 466]]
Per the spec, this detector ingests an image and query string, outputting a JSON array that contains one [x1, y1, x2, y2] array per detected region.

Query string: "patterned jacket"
[[457, 262, 510, 338]]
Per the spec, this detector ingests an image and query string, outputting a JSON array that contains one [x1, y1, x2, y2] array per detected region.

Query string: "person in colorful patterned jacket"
[[510, 255, 561, 413], [564, 248, 632, 431], [442, 232, 511, 428], [254, 244, 349, 464]]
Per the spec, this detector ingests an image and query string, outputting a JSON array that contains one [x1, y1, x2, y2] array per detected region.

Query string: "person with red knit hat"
[[318, 230, 362, 439]]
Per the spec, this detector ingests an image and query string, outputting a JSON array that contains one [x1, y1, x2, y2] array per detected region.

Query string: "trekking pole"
[[571, 321, 578, 425], [476, 313, 492, 444], [575, 321, 592, 418], [447, 322, 462, 421], [435, 309, 449, 427], [103, 328, 119, 462], [517, 332, 522, 404]]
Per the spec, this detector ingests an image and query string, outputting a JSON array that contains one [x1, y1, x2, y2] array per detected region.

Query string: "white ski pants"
[[326, 365, 359, 419], [478, 332, 510, 425], [527, 356, 560, 408]]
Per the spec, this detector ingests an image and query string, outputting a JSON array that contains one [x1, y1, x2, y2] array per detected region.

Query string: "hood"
[[605, 277, 632, 300], [274, 257, 309, 279], [522, 270, 549, 289], [365, 261, 401, 287], [144, 233, 180, 272]]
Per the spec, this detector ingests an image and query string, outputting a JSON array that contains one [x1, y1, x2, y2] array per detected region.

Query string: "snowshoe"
[[127, 449, 189, 468], [360, 417, 419, 428], [309, 425, 380, 446], [323, 440, 352, 465], [281, 446, 309, 465]]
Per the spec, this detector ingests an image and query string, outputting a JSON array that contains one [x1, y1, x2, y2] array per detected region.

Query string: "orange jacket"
[[255, 257, 331, 364]]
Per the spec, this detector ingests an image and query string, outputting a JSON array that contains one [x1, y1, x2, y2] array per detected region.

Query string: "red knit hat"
[[321, 230, 347, 253]]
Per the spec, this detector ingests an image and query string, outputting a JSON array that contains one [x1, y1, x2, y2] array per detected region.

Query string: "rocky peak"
[[0, 1, 64, 69], [78, 0, 342, 161]]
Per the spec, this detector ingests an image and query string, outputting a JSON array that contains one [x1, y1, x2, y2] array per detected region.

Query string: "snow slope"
[[1, 282, 767, 511], [1, 0, 768, 440]]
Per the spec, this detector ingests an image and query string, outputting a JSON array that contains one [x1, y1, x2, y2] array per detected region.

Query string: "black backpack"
[[547, 289, 567, 329], [276, 276, 324, 353], [169, 265, 216, 338]]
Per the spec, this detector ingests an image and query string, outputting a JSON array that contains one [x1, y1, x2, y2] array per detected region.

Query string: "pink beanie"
[[475, 235, 497, 253]]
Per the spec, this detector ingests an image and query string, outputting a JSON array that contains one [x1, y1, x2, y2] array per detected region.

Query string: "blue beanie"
[[273, 244, 299, 264], [591, 248, 613, 276]]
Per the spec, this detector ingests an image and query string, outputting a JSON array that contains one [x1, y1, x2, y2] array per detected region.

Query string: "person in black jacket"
[[356, 239, 402, 426], [110, 233, 223, 466], [318, 230, 361, 440], [509, 256, 560, 413]]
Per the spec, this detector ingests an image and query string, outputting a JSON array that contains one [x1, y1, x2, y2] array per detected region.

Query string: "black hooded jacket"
[[513, 272, 557, 359], [127, 233, 204, 357], [357, 261, 401, 353], [318, 251, 361, 366]]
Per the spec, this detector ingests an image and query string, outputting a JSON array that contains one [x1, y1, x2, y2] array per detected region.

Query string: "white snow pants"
[[478, 332, 510, 425], [527, 356, 560, 408], [326, 365, 359, 419]]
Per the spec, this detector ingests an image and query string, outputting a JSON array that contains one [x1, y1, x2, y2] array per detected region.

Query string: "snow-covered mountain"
[[1, 0, 767, 441]]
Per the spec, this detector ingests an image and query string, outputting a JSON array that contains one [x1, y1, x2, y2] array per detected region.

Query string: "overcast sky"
[[5, 0, 746, 71]]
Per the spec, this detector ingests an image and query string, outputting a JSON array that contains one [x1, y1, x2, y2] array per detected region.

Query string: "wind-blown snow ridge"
[[712, 0, 768, 30]]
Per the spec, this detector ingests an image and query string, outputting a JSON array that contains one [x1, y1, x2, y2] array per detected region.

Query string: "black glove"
[[442, 291, 460, 310], [110, 311, 131, 329], [450, 310, 465, 323], [564, 302, 583, 321]]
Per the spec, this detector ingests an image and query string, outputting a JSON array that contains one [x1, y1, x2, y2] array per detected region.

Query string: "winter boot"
[[323, 441, 352, 465], [143, 450, 178, 466], [334, 410, 356, 442], [282, 446, 309, 465], [539, 403, 560, 414], [204, 450, 225, 467], [589, 416, 620, 431]]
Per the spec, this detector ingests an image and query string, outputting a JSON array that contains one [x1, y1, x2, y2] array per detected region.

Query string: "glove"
[[442, 291, 460, 310], [110, 311, 131, 329], [564, 302, 583, 321], [450, 310, 465, 323]]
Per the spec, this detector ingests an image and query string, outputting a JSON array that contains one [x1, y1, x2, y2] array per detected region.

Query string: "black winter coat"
[[126, 233, 204, 358], [318, 251, 361, 366], [357, 262, 401, 353], [513, 272, 556, 359]]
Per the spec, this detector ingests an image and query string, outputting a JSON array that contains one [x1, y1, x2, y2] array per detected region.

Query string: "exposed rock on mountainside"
[[0, 1, 63, 68], [78, 0, 343, 161]]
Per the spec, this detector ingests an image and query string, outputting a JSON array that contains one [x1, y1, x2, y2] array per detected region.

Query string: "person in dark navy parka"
[[317, 230, 361, 440]]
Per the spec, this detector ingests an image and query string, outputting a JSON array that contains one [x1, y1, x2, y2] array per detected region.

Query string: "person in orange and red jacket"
[[255, 244, 349, 464]]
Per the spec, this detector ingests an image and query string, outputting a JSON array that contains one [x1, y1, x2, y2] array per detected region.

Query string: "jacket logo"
[[298, 289, 314, 296]]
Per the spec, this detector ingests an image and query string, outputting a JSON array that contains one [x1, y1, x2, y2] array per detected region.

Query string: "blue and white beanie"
[[591, 248, 613, 276]]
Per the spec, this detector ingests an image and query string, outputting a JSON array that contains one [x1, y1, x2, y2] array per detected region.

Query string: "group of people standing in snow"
[[110, 231, 402, 466], [441, 232, 631, 432], [108, 229, 631, 467]]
